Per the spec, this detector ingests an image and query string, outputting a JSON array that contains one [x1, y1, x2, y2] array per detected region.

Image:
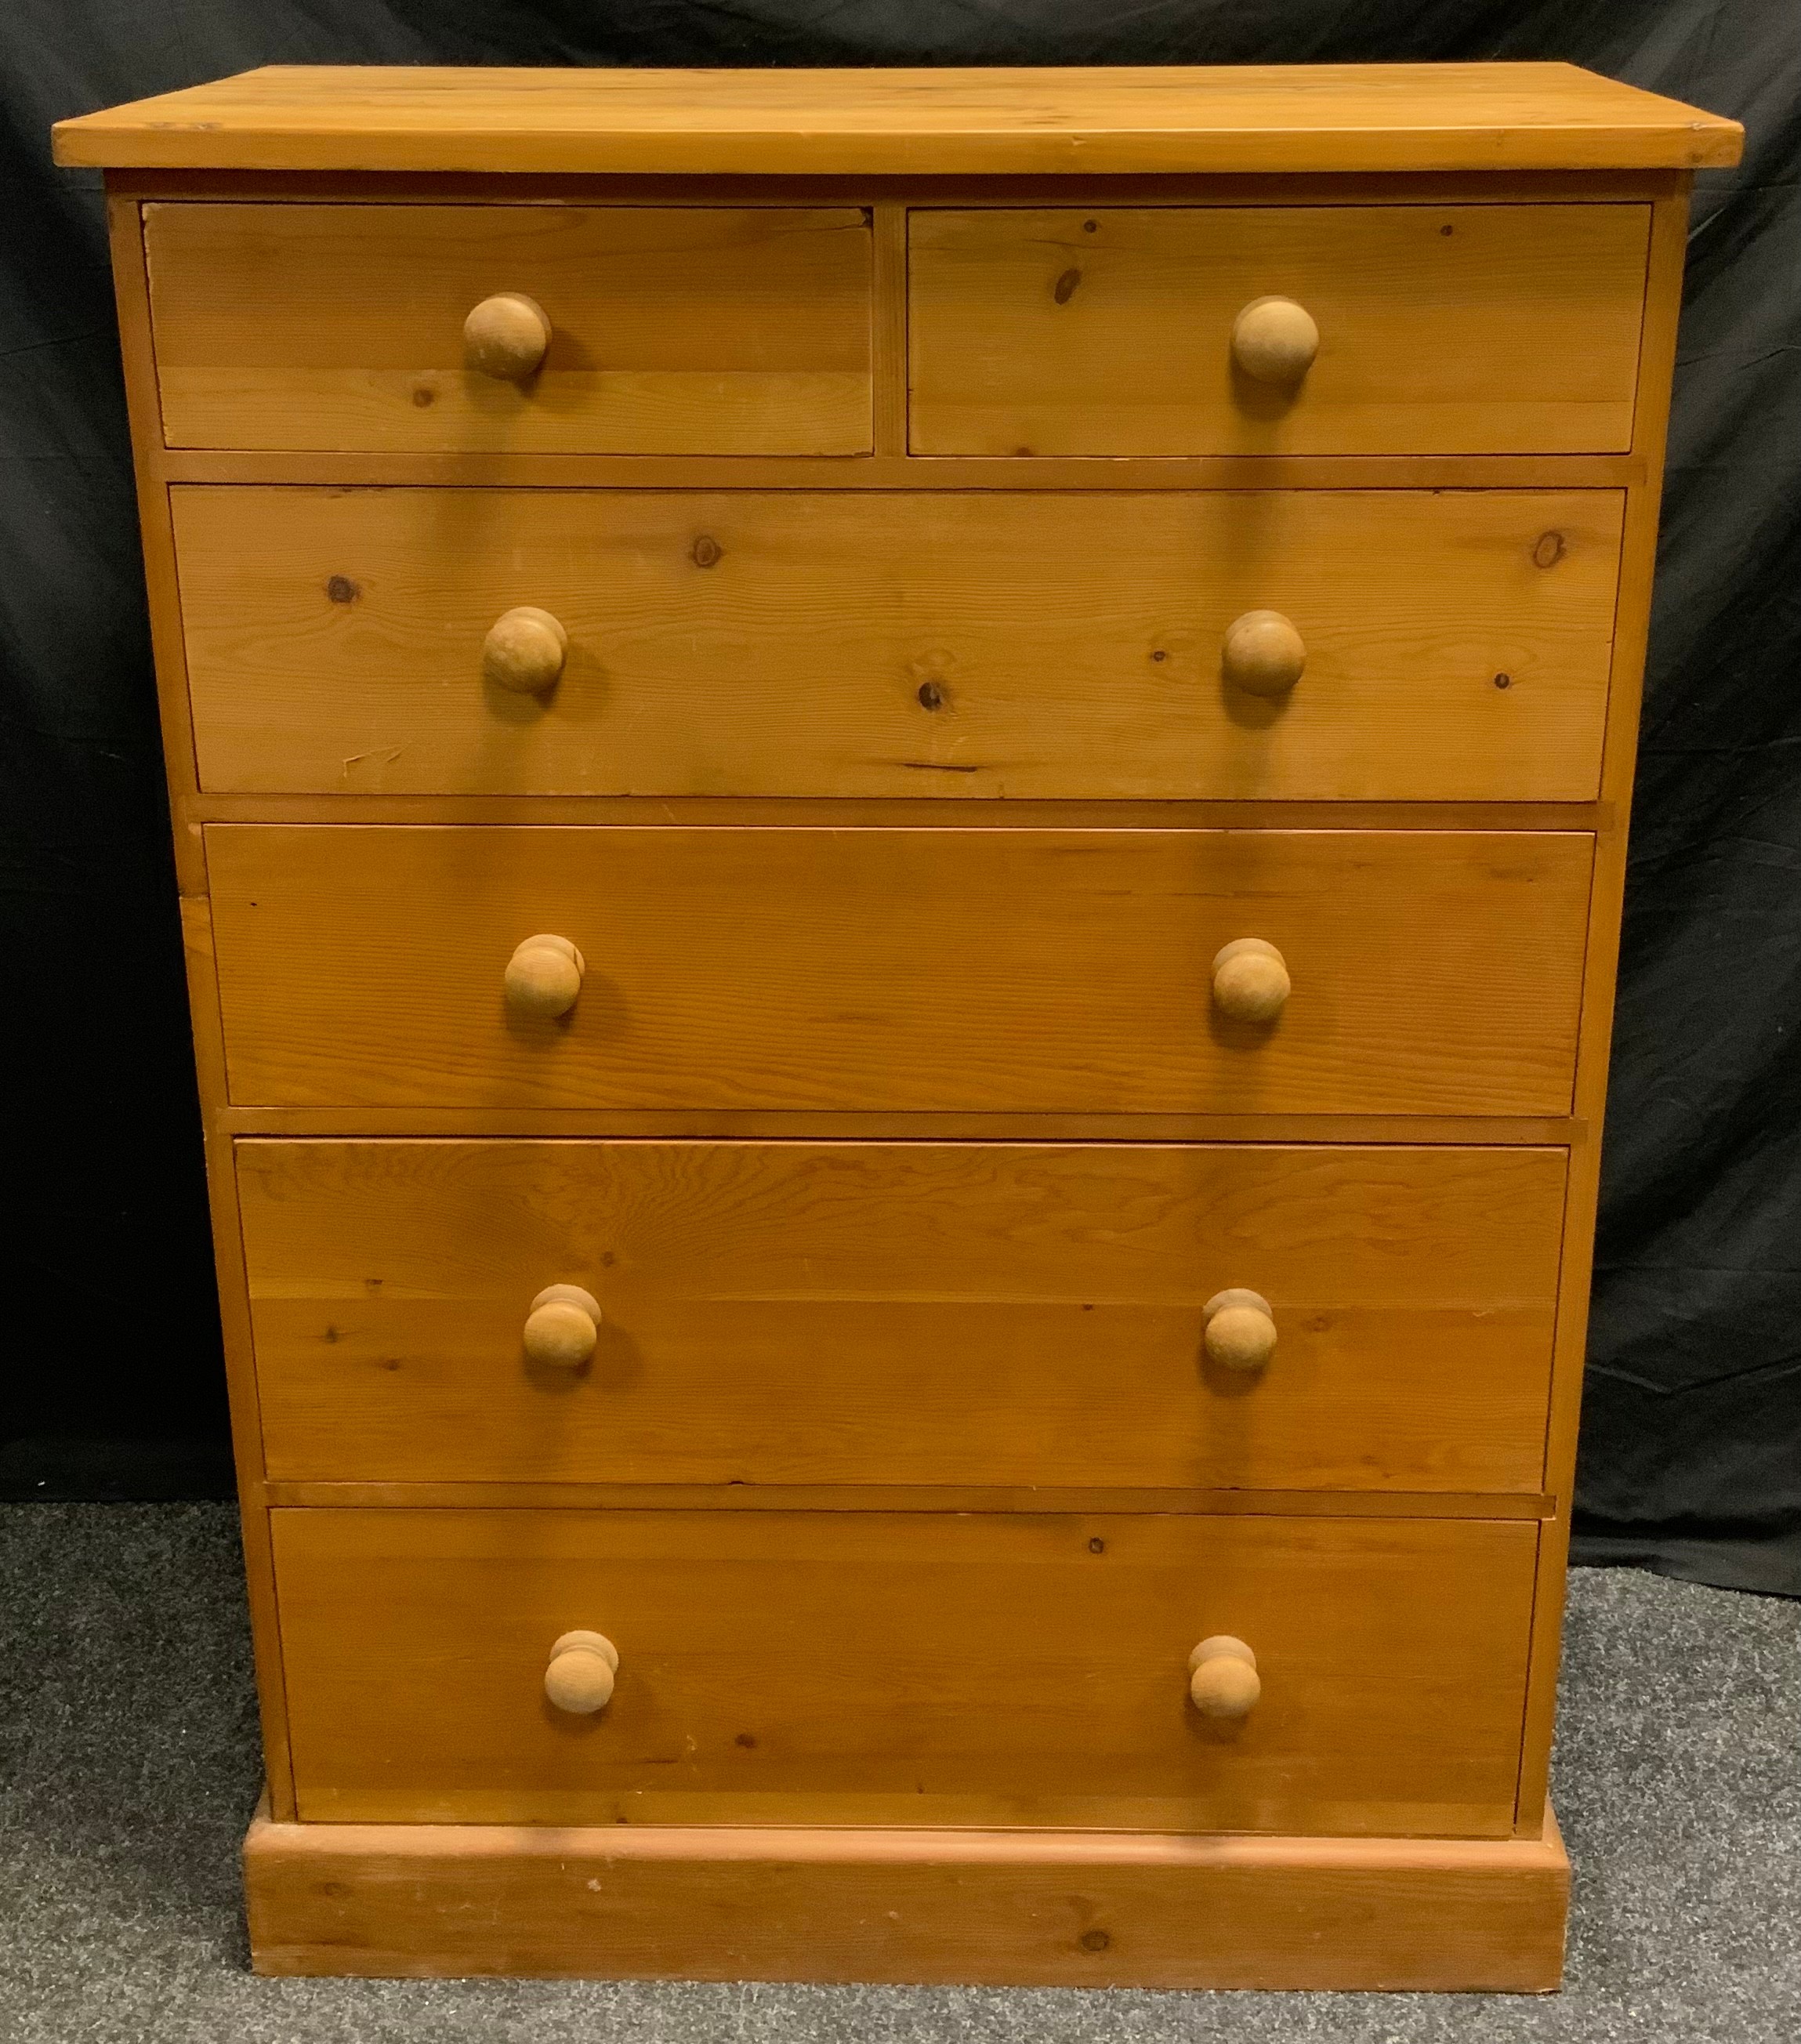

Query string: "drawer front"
[[174, 485, 1625, 801], [274, 1508, 1538, 1832], [242, 1139, 1566, 1491], [910, 205, 1649, 456], [143, 203, 872, 453], [206, 826, 1592, 1115]]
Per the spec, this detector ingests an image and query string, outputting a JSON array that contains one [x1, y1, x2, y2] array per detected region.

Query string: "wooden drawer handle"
[[1223, 610, 1306, 698], [1203, 1288, 1277, 1372], [484, 607, 568, 695], [1230, 296, 1319, 386], [1189, 1635, 1261, 1720], [1212, 937, 1290, 1024], [524, 1284, 602, 1368], [544, 1629, 618, 1714], [505, 933, 585, 1019], [464, 293, 551, 382]]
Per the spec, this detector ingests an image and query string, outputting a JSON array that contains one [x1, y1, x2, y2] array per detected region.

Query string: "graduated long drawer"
[[205, 826, 1592, 1115], [272, 1507, 1539, 1835], [172, 486, 1625, 800], [240, 1138, 1567, 1491]]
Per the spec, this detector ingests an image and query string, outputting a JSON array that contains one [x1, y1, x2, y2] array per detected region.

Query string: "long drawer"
[[909, 204, 1650, 455], [272, 1508, 1540, 1833], [169, 486, 1625, 800], [205, 826, 1592, 1115], [143, 202, 873, 453], [241, 1138, 1565, 1491]]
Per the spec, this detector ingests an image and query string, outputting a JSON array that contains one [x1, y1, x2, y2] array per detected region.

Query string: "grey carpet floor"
[[1, 1505, 1795, 2044]]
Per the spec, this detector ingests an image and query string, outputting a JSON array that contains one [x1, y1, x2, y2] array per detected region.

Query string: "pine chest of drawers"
[[57, 63, 1741, 1990]]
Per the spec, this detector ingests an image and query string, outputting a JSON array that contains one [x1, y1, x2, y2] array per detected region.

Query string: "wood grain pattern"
[[143, 204, 872, 453], [178, 895, 301, 1820], [872, 202, 908, 455], [182, 795, 1618, 834], [171, 486, 1625, 800], [243, 1799, 1570, 1988], [910, 205, 1649, 456], [106, 201, 204, 861], [217, 1107, 1585, 1144], [159, 448, 1651, 491], [1516, 185, 1698, 1838], [204, 825, 1594, 1116], [106, 193, 304, 1820], [271, 1507, 1540, 1834], [54, 62, 1741, 175], [103, 166, 1691, 208], [263, 1481, 1556, 1517], [237, 1137, 1567, 1491]]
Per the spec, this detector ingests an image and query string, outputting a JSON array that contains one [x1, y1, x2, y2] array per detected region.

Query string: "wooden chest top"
[[55, 61, 1740, 175]]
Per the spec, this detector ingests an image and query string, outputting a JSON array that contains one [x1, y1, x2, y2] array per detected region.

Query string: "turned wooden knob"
[[1231, 296, 1319, 386], [544, 1630, 618, 1714], [1223, 610, 1306, 698], [505, 933, 585, 1019], [1189, 1636, 1261, 1720], [524, 1284, 602, 1368], [484, 607, 567, 694], [1212, 938, 1290, 1024], [1203, 1288, 1277, 1372], [464, 292, 551, 381]]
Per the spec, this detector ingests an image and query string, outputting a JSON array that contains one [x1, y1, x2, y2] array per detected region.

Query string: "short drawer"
[[205, 825, 1593, 1115], [272, 1507, 1539, 1832], [909, 205, 1650, 455], [173, 485, 1625, 800], [241, 1138, 1566, 1491], [143, 203, 872, 453]]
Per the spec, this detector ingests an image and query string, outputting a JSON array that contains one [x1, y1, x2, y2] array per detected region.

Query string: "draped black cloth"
[[3, 3, 1796, 1594]]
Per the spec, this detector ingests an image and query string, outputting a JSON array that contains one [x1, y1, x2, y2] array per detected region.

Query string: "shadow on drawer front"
[[143, 203, 873, 454], [272, 1508, 1538, 1834], [205, 825, 1593, 1115], [172, 486, 1625, 800], [909, 205, 1649, 456], [241, 1138, 1565, 1493]]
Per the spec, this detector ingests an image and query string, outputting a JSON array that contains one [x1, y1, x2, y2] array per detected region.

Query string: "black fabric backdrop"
[[2, 3, 1796, 1595]]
